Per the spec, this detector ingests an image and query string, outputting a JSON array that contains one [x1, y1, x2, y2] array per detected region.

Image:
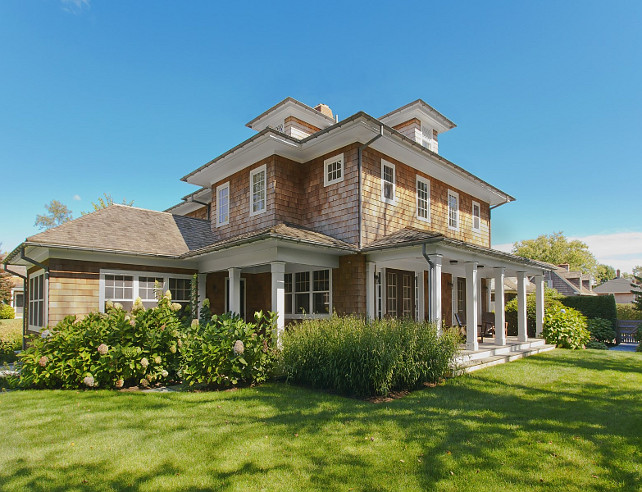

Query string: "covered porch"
[[363, 232, 551, 352]]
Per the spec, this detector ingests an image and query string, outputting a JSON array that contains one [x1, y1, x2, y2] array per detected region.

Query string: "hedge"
[[560, 294, 617, 327]]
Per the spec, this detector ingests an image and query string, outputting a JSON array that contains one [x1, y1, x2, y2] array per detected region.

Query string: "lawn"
[[1, 349, 640, 491]]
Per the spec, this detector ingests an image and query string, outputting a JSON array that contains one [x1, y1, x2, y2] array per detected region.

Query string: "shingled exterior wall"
[[185, 206, 208, 220], [361, 147, 491, 248], [332, 254, 366, 315]]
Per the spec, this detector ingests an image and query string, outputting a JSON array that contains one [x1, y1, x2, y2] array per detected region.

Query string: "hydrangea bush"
[[17, 292, 184, 389], [542, 305, 590, 349]]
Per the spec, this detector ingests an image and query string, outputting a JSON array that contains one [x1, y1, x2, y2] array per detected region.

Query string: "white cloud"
[[73, 194, 81, 201], [61, 0, 90, 14], [493, 232, 642, 274]]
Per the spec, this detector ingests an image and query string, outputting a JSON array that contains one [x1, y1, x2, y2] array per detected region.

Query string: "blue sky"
[[1, 1, 641, 272]]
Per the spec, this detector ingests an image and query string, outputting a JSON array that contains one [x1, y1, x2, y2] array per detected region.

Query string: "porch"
[[455, 337, 556, 374]]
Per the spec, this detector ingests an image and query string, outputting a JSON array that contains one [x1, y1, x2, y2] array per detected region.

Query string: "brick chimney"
[[314, 103, 333, 119], [616, 269, 621, 278]]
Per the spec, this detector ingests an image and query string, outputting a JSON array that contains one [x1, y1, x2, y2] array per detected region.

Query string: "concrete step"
[[452, 344, 555, 375]]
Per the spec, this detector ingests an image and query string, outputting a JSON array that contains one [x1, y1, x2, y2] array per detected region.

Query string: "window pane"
[[285, 273, 292, 294], [313, 270, 329, 291], [139, 277, 164, 300], [295, 293, 309, 314], [169, 278, 191, 302], [295, 272, 309, 293], [252, 170, 265, 213], [417, 180, 429, 219], [387, 272, 397, 314], [285, 294, 293, 314], [218, 186, 229, 224], [313, 292, 329, 314]]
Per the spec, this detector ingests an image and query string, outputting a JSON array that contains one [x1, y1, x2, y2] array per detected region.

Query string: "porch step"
[[457, 338, 549, 363], [452, 344, 555, 375]]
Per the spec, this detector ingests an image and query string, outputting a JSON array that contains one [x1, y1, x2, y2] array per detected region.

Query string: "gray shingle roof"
[[24, 205, 216, 257], [593, 277, 638, 294]]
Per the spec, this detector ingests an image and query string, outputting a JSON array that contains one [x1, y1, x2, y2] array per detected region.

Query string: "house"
[[3, 97, 551, 351], [594, 274, 639, 304], [545, 263, 595, 297], [1, 265, 25, 318]]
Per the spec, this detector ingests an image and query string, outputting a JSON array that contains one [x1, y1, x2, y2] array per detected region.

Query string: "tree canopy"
[[82, 193, 134, 215], [595, 264, 616, 285], [512, 232, 598, 275], [34, 200, 73, 230]]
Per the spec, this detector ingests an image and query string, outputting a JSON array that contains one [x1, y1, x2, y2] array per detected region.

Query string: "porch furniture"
[[455, 313, 495, 343]]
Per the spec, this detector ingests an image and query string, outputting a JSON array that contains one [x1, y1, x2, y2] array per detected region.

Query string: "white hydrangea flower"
[[97, 344, 109, 355], [233, 340, 245, 355], [140, 357, 149, 369], [161, 370, 168, 378], [83, 376, 95, 387]]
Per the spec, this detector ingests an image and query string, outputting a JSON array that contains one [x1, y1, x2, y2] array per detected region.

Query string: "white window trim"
[[323, 153, 344, 187], [249, 164, 267, 217], [416, 175, 431, 223], [99, 269, 194, 313], [471, 200, 481, 233], [284, 268, 333, 320], [27, 269, 47, 333], [381, 159, 396, 205], [216, 181, 230, 227], [448, 190, 460, 231]]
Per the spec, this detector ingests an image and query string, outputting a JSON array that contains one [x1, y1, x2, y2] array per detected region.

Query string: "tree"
[[596, 264, 616, 285], [34, 200, 73, 230], [512, 232, 597, 275], [82, 193, 134, 215], [0, 249, 13, 304], [632, 275, 642, 311]]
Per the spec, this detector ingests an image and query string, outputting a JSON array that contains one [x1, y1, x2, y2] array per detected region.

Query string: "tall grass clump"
[[279, 316, 459, 397]]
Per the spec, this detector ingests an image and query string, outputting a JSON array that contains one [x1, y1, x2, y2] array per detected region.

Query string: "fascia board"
[[249, 101, 334, 132], [381, 106, 452, 133]]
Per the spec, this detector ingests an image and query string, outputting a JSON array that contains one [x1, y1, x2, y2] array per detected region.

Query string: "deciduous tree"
[[512, 232, 598, 275], [82, 193, 134, 215], [34, 200, 73, 230]]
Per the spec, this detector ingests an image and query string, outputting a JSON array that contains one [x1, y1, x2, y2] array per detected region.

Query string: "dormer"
[[379, 99, 456, 154], [246, 97, 336, 140]]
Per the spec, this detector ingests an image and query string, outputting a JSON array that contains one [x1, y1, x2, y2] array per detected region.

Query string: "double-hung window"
[[324, 153, 344, 186], [448, 190, 459, 231], [284, 269, 331, 318], [216, 182, 230, 226], [381, 159, 396, 204], [472, 201, 481, 233], [28, 271, 46, 331], [416, 175, 430, 222], [250, 165, 266, 216]]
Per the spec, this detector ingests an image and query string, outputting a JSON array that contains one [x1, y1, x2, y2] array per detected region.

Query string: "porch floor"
[[454, 337, 555, 374]]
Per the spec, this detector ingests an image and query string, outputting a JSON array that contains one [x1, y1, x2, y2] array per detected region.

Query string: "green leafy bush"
[[543, 305, 589, 349], [561, 295, 617, 327], [0, 320, 22, 364], [180, 311, 276, 388], [17, 293, 184, 389], [616, 304, 642, 321], [0, 304, 15, 319], [585, 340, 608, 350], [505, 288, 563, 337], [586, 318, 616, 344], [279, 316, 460, 397]]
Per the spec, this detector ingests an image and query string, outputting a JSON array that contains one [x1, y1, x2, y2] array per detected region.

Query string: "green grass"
[[1, 349, 640, 491], [0, 318, 22, 364]]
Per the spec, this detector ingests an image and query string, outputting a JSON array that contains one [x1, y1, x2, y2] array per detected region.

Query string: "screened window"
[[324, 153, 344, 186], [284, 269, 331, 318], [381, 160, 396, 204], [472, 201, 481, 232], [416, 176, 430, 222], [28, 272, 45, 329], [217, 182, 230, 226], [448, 190, 459, 230], [250, 165, 266, 215]]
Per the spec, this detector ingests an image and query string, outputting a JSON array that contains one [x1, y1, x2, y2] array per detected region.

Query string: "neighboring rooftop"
[[594, 277, 639, 295]]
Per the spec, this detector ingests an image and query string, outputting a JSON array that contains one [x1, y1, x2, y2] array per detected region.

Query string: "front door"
[[386, 269, 415, 319]]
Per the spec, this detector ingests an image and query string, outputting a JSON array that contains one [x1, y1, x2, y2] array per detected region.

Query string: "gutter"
[[358, 124, 384, 249], [2, 264, 27, 351]]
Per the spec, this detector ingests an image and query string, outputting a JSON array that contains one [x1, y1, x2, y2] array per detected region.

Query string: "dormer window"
[[381, 160, 396, 204], [448, 190, 459, 231], [421, 124, 433, 149], [250, 165, 266, 216], [472, 201, 481, 232], [324, 153, 344, 186]]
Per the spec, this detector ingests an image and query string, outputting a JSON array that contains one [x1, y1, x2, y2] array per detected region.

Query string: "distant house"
[[544, 263, 595, 297], [2, 265, 25, 318], [594, 276, 638, 304]]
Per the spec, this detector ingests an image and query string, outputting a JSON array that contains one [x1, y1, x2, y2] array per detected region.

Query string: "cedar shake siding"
[[332, 254, 366, 315], [361, 148, 491, 248], [185, 206, 208, 220]]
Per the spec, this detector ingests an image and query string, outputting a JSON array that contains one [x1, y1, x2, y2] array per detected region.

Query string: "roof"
[[245, 97, 335, 130], [379, 99, 456, 132], [184, 223, 356, 258], [5, 205, 216, 262], [593, 277, 639, 294]]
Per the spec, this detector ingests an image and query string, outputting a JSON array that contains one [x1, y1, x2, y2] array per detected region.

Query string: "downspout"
[[358, 125, 384, 250], [422, 243, 434, 322], [188, 198, 211, 221], [3, 264, 27, 350]]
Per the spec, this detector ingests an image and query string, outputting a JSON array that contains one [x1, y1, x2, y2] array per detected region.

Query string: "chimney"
[[558, 263, 570, 272], [314, 103, 333, 119], [617, 269, 621, 278]]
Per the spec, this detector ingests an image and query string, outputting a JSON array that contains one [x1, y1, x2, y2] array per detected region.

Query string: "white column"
[[494, 267, 506, 346], [366, 262, 376, 320], [465, 262, 478, 351], [517, 271, 528, 342], [416, 270, 425, 322], [228, 268, 241, 315], [477, 274, 483, 320], [486, 278, 492, 314], [535, 274, 545, 337], [270, 262, 286, 346], [430, 255, 442, 331]]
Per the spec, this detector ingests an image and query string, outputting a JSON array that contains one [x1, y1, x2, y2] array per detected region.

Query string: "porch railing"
[[615, 320, 641, 344]]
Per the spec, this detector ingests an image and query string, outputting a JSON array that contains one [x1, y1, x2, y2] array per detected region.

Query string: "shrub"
[[279, 316, 460, 397], [585, 340, 609, 350], [0, 320, 21, 364], [543, 305, 589, 349], [0, 304, 15, 320], [561, 295, 617, 327], [587, 318, 616, 344], [505, 289, 563, 337], [17, 293, 184, 389], [616, 304, 642, 321], [180, 311, 276, 388]]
